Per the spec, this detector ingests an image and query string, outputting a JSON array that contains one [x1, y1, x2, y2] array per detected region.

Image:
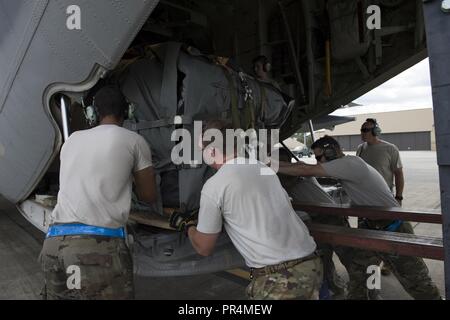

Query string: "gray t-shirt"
[[51, 125, 153, 228], [320, 155, 399, 208], [196, 158, 317, 268], [356, 140, 402, 190]]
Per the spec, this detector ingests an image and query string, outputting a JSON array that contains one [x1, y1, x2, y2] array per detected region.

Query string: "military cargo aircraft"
[[0, 0, 429, 276]]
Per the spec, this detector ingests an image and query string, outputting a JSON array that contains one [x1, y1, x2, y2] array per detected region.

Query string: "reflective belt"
[[46, 223, 126, 239], [360, 218, 403, 232], [384, 220, 403, 232]]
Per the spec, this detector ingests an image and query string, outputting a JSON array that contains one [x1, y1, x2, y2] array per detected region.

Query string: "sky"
[[332, 58, 433, 116]]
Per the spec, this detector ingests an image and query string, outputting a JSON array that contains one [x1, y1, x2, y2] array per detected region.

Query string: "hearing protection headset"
[[82, 98, 97, 126], [366, 118, 382, 136], [82, 85, 136, 126]]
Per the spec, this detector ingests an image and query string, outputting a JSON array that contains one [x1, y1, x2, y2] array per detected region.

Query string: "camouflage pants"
[[344, 221, 442, 300], [246, 257, 323, 300], [309, 213, 360, 296], [39, 235, 134, 300]]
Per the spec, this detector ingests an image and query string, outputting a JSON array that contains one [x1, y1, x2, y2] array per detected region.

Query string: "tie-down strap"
[[129, 115, 193, 131]]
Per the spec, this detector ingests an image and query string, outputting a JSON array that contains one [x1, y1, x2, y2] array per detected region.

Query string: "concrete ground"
[[0, 151, 445, 299], [383, 151, 444, 299]]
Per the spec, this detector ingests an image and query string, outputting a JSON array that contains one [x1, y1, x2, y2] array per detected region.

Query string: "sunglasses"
[[360, 128, 372, 133]]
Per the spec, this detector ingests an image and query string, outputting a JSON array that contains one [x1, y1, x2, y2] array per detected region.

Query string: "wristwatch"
[[395, 195, 403, 201]]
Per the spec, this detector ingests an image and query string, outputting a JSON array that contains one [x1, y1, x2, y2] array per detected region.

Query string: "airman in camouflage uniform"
[[247, 256, 323, 300], [39, 86, 156, 300], [40, 235, 133, 300], [278, 136, 442, 300], [277, 148, 352, 298], [345, 221, 442, 300], [174, 120, 321, 301]]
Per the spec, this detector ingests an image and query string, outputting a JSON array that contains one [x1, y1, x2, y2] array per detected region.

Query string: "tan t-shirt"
[[356, 140, 402, 190], [196, 158, 317, 268], [51, 125, 152, 228]]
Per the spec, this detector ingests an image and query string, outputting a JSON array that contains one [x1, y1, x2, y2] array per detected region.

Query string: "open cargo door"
[[0, 0, 159, 203]]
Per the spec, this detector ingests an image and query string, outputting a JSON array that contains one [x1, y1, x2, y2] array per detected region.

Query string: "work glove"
[[169, 210, 198, 233]]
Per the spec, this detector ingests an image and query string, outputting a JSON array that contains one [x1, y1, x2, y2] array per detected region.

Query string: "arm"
[[187, 227, 220, 256], [277, 160, 306, 166], [278, 162, 329, 177], [133, 135, 157, 203], [394, 167, 404, 202], [187, 192, 223, 256], [133, 166, 157, 203], [391, 147, 404, 203]]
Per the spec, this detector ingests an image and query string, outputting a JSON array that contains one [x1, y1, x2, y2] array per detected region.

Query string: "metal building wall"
[[332, 131, 431, 151]]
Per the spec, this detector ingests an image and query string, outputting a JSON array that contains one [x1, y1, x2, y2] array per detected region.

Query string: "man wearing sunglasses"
[[277, 135, 441, 300], [357, 118, 404, 277]]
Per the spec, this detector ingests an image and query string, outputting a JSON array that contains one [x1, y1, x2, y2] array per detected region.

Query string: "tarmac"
[[0, 151, 445, 299]]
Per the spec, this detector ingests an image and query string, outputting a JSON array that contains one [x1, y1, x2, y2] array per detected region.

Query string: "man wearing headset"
[[357, 119, 404, 205], [39, 85, 157, 299], [252, 55, 281, 90], [277, 135, 441, 300], [357, 118, 405, 277]]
